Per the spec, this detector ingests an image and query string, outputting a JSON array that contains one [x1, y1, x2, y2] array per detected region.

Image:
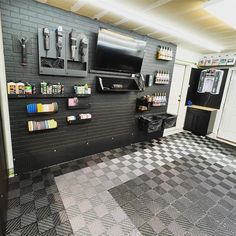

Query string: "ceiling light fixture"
[[84, 0, 223, 52], [204, 0, 236, 30]]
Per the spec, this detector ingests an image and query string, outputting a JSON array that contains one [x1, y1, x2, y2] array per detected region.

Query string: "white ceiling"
[[36, 0, 236, 53]]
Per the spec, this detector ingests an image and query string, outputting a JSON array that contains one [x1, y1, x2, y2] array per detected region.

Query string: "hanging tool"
[[56, 26, 63, 58], [78, 34, 88, 63], [18, 36, 28, 66], [43, 28, 50, 55], [69, 29, 77, 60]]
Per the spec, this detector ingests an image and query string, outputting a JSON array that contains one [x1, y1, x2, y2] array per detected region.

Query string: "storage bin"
[[162, 114, 177, 129], [139, 115, 164, 133]]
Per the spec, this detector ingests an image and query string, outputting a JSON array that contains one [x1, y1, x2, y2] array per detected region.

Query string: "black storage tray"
[[139, 115, 164, 133], [162, 114, 177, 129]]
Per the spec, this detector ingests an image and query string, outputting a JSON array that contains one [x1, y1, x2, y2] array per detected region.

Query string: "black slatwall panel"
[[1, 0, 177, 174]]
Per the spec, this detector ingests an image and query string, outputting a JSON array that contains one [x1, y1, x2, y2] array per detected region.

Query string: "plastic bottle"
[[8, 81, 16, 94], [25, 82, 32, 95], [164, 47, 167, 60], [166, 48, 169, 60], [168, 48, 171, 60], [159, 47, 162, 59], [155, 71, 159, 83], [41, 81, 47, 94], [165, 72, 167, 83], [84, 84, 89, 94], [156, 46, 162, 60], [16, 81, 25, 94]]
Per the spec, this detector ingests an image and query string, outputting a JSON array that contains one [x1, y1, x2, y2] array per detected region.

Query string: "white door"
[[167, 64, 186, 129], [217, 70, 236, 143]]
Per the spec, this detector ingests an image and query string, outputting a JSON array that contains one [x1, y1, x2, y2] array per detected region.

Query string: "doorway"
[[217, 70, 236, 143], [165, 63, 189, 135]]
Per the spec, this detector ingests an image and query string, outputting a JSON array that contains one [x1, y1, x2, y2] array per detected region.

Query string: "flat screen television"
[[94, 28, 146, 73]]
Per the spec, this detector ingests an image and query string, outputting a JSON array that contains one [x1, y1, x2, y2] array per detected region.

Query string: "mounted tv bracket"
[[197, 69, 224, 95], [18, 35, 28, 66]]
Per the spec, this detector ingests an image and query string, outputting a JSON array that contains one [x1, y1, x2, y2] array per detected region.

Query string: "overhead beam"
[[71, 0, 88, 12], [113, 0, 173, 26]]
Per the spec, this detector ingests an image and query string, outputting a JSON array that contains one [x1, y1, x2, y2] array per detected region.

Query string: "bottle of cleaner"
[[16, 81, 25, 94], [8, 81, 16, 94]]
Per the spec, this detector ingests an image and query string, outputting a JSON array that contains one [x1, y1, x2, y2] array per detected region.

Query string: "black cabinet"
[[184, 106, 217, 136], [0, 110, 8, 235]]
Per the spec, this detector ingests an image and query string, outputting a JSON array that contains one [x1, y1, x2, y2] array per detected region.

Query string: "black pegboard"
[[1, 0, 177, 174]]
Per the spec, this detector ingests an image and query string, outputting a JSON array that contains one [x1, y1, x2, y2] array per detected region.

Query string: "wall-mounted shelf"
[[67, 118, 92, 124], [97, 76, 140, 92], [155, 82, 169, 85], [8, 94, 91, 99], [156, 58, 173, 62]]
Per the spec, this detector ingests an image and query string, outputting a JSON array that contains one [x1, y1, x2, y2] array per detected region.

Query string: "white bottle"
[[164, 72, 167, 83], [169, 48, 172, 60], [155, 71, 159, 83], [166, 48, 170, 60], [158, 71, 161, 83], [166, 47, 169, 60], [163, 72, 166, 83], [164, 47, 167, 59], [161, 47, 164, 59], [170, 48, 173, 60]]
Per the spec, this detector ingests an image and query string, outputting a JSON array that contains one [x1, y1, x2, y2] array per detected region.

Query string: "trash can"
[[162, 114, 177, 129], [139, 115, 164, 133]]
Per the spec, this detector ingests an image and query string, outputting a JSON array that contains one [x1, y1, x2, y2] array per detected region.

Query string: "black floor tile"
[[5, 132, 236, 235]]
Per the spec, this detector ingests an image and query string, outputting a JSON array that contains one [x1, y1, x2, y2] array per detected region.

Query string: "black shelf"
[[67, 103, 91, 110], [90, 69, 131, 77], [101, 88, 137, 92], [8, 94, 91, 99], [97, 76, 140, 93], [28, 127, 57, 133], [154, 82, 169, 85], [27, 111, 58, 116], [67, 118, 92, 125], [156, 57, 173, 62]]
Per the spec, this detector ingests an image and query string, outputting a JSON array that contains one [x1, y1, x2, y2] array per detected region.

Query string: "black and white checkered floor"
[[6, 132, 236, 236]]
